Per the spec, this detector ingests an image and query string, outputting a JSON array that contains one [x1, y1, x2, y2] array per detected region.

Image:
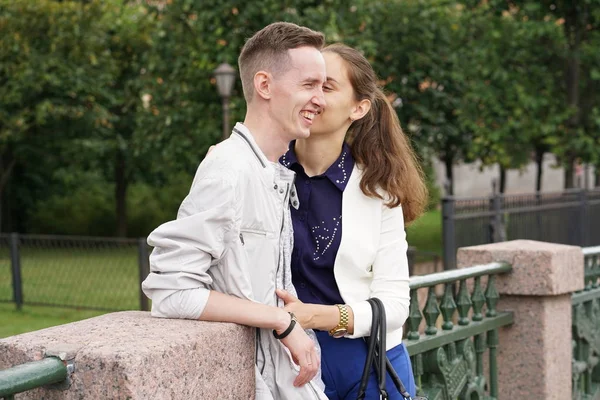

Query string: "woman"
[[278, 44, 428, 399]]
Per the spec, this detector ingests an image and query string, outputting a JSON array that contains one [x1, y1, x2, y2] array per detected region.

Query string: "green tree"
[[372, 1, 473, 195], [458, 4, 568, 192], [92, 1, 156, 236], [475, 0, 600, 189], [0, 0, 115, 231]]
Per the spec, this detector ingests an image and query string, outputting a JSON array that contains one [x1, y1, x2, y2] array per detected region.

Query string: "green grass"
[[406, 209, 443, 255], [0, 245, 141, 338], [0, 247, 140, 310], [0, 303, 106, 338]]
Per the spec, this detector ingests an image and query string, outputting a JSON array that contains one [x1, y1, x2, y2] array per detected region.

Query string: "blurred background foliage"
[[0, 0, 599, 237]]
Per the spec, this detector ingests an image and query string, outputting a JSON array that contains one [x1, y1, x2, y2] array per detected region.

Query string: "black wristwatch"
[[273, 312, 297, 340]]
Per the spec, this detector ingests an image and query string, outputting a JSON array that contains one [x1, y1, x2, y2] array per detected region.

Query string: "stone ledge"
[[457, 239, 584, 296], [0, 311, 255, 399]]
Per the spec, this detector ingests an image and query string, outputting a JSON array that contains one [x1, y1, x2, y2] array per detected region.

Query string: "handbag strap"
[[357, 298, 380, 399], [375, 298, 388, 396], [356, 298, 413, 400]]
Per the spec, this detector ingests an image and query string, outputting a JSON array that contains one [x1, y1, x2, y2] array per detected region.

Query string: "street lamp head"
[[214, 63, 237, 98]]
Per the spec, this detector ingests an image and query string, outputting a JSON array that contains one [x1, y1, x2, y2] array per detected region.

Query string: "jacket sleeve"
[[346, 203, 411, 338], [141, 174, 239, 320]]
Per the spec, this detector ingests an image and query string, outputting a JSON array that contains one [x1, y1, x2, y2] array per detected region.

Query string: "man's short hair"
[[238, 22, 325, 102]]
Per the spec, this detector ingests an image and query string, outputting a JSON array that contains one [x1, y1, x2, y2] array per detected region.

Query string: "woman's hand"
[[276, 289, 315, 330], [277, 290, 350, 332]]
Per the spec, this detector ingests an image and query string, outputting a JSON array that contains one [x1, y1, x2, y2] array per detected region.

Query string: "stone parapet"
[[458, 239, 583, 295], [0, 311, 255, 399]]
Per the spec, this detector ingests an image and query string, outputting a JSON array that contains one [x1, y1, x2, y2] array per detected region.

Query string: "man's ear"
[[254, 71, 272, 100], [350, 99, 371, 122]]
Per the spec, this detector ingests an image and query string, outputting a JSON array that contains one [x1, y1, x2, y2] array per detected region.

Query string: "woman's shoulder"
[[347, 164, 400, 209]]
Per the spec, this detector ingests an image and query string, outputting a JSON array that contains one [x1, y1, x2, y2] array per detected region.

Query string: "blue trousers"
[[316, 331, 416, 400]]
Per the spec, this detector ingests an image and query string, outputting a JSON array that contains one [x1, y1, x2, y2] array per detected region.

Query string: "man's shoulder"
[[197, 139, 257, 180]]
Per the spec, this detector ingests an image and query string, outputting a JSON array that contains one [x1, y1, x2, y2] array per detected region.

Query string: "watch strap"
[[329, 304, 349, 336]]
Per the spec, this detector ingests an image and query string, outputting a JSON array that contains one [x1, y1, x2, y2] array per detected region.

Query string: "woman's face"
[[309, 52, 359, 136]]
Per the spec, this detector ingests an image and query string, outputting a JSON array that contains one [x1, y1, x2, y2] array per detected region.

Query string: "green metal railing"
[[404, 262, 514, 400], [0, 357, 68, 399], [573, 246, 600, 400], [583, 246, 600, 290]]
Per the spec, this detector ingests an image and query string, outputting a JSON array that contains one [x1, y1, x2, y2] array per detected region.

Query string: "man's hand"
[[276, 289, 314, 329], [278, 321, 320, 387]]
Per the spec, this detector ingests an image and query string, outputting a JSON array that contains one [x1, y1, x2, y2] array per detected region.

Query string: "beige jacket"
[[141, 123, 326, 400]]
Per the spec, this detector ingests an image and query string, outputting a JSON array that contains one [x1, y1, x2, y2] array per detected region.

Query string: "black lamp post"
[[213, 63, 237, 140]]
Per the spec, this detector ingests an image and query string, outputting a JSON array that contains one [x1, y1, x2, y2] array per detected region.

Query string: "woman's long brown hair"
[[322, 44, 428, 224]]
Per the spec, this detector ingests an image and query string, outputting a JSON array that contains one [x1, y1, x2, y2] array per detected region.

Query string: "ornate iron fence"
[[404, 262, 514, 399], [573, 246, 600, 400]]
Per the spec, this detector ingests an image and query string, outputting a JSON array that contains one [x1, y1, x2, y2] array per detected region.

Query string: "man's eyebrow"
[[302, 77, 324, 84]]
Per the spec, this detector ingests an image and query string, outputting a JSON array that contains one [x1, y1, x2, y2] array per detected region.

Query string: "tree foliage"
[[1, 0, 598, 235]]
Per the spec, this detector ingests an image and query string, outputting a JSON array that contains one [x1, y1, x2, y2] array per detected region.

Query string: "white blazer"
[[335, 165, 411, 350]]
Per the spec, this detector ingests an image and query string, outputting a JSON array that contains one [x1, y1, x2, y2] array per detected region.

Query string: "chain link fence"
[[0, 233, 438, 311], [0, 233, 150, 311]]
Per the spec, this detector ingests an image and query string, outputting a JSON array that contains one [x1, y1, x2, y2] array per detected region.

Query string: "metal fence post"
[[492, 192, 506, 243], [442, 196, 456, 270], [407, 246, 416, 276], [579, 189, 589, 247], [9, 232, 23, 310], [137, 238, 150, 311], [489, 180, 506, 243]]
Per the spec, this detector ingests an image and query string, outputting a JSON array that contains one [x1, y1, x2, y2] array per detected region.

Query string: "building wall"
[[433, 153, 597, 197]]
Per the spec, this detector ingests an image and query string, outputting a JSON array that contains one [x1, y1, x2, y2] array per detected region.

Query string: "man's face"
[[269, 46, 327, 141]]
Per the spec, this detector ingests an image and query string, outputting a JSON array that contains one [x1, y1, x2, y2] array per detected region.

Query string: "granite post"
[[457, 240, 584, 400]]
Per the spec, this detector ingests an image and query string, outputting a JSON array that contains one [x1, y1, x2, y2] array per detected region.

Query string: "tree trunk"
[[115, 150, 128, 237], [443, 156, 454, 196], [0, 154, 16, 232], [499, 165, 507, 194], [564, 160, 575, 189], [0, 186, 3, 233], [563, 6, 582, 190], [535, 149, 544, 192]]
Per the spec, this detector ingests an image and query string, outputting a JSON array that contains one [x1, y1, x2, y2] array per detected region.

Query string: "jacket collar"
[[231, 123, 268, 168], [281, 141, 354, 192], [231, 123, 299, 209]]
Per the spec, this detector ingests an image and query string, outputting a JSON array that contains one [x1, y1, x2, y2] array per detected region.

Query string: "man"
[[141, 22, 328, 399]]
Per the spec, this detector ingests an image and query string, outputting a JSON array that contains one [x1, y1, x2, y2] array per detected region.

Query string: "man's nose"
[[312, 88, 326, 109]]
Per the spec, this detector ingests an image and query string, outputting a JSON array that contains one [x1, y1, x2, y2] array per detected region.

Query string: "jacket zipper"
[[278, 182, 290, 286]]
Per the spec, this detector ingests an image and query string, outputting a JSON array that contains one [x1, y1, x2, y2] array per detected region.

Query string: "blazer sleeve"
[[346, 203, 411, 338], [141, 173, 239, 320]]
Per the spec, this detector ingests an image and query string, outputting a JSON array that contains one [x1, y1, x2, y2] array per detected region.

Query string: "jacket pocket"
[[239, 229, 277, 292], [240, 228, 269, 241], [239, 229, 272, 259]]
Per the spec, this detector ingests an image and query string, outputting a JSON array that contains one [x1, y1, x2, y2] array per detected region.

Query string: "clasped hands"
[[276, 289, 317, 330]]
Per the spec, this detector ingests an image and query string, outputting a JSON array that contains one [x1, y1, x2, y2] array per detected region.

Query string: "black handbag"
[[357, 298, 425, 400]]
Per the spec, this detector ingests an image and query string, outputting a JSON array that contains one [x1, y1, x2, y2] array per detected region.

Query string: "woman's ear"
[[350, 99, 371, 122], [253, 71, 272, 100]]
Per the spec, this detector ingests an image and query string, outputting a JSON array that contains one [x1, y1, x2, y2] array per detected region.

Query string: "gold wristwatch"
[[329, 304, 349, 338]]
